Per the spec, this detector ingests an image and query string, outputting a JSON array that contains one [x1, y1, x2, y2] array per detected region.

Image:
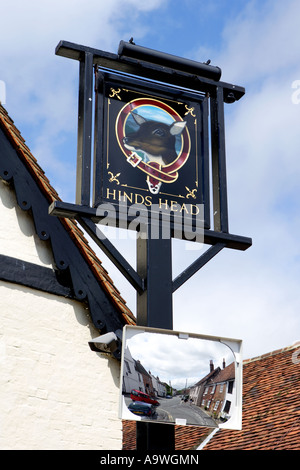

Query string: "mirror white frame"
[[119, 325, 243, 430]]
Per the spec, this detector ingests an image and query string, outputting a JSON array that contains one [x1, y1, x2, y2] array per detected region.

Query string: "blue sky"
[[1, 0, 300, 360]]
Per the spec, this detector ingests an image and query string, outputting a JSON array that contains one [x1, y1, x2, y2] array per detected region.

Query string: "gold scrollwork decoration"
[[109, 88, 122, 100], [185, 186, 197, 199], [184, 105, 196, 117], [108, 171, 121, 185]]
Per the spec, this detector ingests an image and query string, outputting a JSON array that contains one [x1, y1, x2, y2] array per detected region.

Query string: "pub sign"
[[93, 72, 210, 234]]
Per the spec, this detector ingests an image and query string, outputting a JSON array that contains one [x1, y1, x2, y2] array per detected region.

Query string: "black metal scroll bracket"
[[49, 203, 251, 338], [49, 200, 251, 271]]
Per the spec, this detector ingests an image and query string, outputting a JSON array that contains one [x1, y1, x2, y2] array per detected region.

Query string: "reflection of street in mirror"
[[121, 330, 238, 427]]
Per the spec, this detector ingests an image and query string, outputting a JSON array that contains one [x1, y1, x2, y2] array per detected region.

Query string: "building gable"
[[0, 104, 135, 337]]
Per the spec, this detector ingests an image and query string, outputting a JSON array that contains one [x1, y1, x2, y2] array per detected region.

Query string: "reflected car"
[[130, 389, 159, 406], [128, 401, 157, 417]]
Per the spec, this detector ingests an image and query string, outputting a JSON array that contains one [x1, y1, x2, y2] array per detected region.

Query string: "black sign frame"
[[93, 72, 210, 233]]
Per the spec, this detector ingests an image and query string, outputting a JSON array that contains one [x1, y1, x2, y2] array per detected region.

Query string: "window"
[[213, 400, 220, 411], [125, 360, 131, 374], [223, 400, 231, 413], [228, 381, 234, 394]]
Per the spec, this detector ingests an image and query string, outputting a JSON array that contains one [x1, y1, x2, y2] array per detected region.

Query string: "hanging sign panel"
[[93, 72, 210, 236]]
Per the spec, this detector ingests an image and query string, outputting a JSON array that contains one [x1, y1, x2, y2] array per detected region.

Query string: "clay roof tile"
[[122, 342, 300, 450]]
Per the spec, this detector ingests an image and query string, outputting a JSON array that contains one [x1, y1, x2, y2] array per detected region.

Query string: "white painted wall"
[[0, 180, 55, 267], [0, 181, 123, 449]]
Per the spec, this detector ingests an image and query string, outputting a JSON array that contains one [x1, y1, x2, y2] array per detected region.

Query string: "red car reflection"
[[130, 389, 159, 406]]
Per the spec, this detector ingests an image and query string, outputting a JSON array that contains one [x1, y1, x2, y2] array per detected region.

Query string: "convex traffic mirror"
[[119, 325, 243, 430]]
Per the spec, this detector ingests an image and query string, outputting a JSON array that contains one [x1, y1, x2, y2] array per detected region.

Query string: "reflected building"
[[122, 347, 145, 394], [190, 359, 236, 422], [204, 361, 235, 421], [189, 360, 221, 406], [135, 360, 155, 397], [122, 347, 168, 398], [157, 378, 167, 397]]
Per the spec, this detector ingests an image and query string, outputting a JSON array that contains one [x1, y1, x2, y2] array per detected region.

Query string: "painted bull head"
[[123, 112, 187, 166]]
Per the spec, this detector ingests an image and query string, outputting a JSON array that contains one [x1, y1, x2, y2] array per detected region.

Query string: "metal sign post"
[[49, 39, 252, 452], [136, 232, 174, 451]]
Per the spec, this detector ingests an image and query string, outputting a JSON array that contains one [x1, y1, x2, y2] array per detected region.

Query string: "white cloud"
[[126, 330, 236, 389], [168, 0, 300, 359], [1, 0, 168, 198], [217, 0, 300, 85]]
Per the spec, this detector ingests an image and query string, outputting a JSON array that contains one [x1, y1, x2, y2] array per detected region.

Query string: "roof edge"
[[243, 341, 300, 364]]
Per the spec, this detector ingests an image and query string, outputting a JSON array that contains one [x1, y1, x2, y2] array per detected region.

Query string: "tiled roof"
[[192, 367, 221, 388], [123, 342, 300, 450], [203, 342, 300, 450], [210, 362, 235, 384], [122, 420, 211, 450], [0, 104, 135, 327]]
